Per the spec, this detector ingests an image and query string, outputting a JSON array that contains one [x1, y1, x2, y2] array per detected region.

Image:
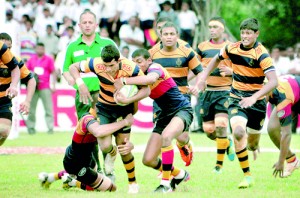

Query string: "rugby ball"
[[115, 85, 138, 106]]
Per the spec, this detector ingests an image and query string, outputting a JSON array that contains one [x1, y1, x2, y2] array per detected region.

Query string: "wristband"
[[76, 78, 84, 86], [121, 77, 127, 85]]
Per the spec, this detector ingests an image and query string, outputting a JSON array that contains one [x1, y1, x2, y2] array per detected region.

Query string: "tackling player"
[[149, 20, 203, 166], [115, 48, 192, 193], [39, 109, 134, 192]]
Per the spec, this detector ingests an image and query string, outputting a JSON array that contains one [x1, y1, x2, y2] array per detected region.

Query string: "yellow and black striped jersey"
[[80, 57, 144, 105], [0, 44, 30, 98], [149, 40, 203, 94], [197, 39, 232, 90], [219, 41, 275, 99]]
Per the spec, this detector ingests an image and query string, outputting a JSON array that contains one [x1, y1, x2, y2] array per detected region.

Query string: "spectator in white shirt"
[[99, 0, 119, 39], [34, 7, 57, 38], [178, 1, 199, 46], [119, 16, 145, 58]]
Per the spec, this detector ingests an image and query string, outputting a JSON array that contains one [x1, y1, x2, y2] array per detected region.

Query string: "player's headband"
[[208, 20, 225, 29]]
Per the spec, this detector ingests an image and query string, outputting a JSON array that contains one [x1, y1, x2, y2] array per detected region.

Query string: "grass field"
[[0, 132, 300, 198]]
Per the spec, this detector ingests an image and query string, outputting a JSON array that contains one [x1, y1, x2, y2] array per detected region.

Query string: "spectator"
[[38, 25, 59, 58], [26, 43, 56, 134], [13, 0, 33, 23], [57, 16, 74, 37], [99, 27, 109, 38], [158, 1, 179, 27], [271, 44, 291, 76], [20, 19, 38, 62], [119, 16, 145, 58], [99, 0, 119, 40], [3, 9, 21, 54], [34, 7, 57, 38], [178, 1, 199, 46], [121, 45, 130, 58], [116, 0, 137, 25], [52, 0, 68, 29], [58, 26, 76, 52]]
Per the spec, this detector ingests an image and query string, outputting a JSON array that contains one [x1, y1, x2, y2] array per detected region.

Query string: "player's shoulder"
[[254, 42, 269, 56], [149, 42, 161, 56], [178, 41, 194, 56]]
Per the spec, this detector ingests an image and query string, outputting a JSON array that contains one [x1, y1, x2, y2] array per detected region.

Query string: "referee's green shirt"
[[63, 33, 117, 91]]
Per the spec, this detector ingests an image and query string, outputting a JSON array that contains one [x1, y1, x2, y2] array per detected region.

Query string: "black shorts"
[[153, 106, 193, 135], [199, 90, 229, 122], [96, 102, 135, 134], [0, 98, 12, 121], [228, 97, 267, 131], [153, 94, 191, 122], [63, 145, 96, 175]]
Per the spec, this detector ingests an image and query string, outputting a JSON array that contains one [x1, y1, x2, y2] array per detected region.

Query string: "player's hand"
[[124, 114, 134, 126], [6, 85, 18, 99], [239, 96, 257, 109], [219, 65, 232, 77], [78, 84, 93, 104], [273, 161, 284, 178], [114, 91, 130, 105], [114, 78, 123, 90], [188, 85, 201, 96], [117, 138, 134, 155], [19, 101, 30, 115]]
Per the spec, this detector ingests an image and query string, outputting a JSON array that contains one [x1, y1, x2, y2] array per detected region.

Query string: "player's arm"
[[69, 61, 93, 104], [6, 62, 20, 99], [122, 72, 160, 86], [279, 124, 292, 166], [20, 74, 36, 115], [197, 54, 220, 92], [239, 70, 278, 109], [88, 114, 134, 138]]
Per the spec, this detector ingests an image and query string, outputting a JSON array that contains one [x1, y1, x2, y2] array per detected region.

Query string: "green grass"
[[0, 132, 300, 198]]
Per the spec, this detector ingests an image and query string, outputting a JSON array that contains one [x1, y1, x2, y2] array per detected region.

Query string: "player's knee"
[[233, 126, 245, 141], [0, 124, 10, 139], [142, 156, 154, 167], [203, 123, 215, 134], [215, 117, 228, 128]]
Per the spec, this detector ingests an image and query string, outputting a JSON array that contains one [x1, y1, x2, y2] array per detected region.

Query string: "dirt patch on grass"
[[0, 147, 66, 154]]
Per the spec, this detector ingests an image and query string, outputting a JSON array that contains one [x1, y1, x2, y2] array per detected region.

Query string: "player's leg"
[[0, 118, 12, 146], [175, 94, 194, 166], [0, 101, 13, 146], [38, 170, 67, 189], [228, 98, 252, 188], [156, 108, 192, 192], [116, 132, 139, 193], [214, 113, 233, 173], [76, 167, 116, 192]]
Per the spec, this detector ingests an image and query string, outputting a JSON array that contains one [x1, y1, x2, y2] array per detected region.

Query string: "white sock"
[[69, 179, 77, 187], [47, 173, 56, 182], [174, 169, 185, 179], [160, 180, 170, 187]]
